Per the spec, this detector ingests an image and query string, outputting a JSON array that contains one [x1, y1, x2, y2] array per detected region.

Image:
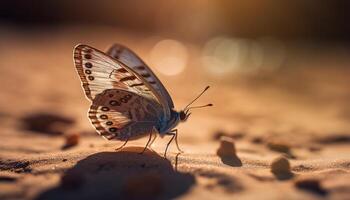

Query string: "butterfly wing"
[[73, 44, 171, 119], [89, 89, 162, 140], [107, 44, 174, 109]]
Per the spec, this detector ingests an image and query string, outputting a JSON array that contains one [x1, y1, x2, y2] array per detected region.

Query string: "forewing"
[[88, 89, 162, 140], [74, 44, 152, 101], [107, 43, 174, 108]]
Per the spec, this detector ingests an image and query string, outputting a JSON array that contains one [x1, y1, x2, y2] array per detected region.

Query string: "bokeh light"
[[201, 36, 286, 77], [201, 37, 250, 75], [149, 39, 188, 76]]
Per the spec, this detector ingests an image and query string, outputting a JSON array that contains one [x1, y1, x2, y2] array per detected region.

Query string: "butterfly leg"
[[164, 130, 183, 157], [164, 132, 175, 158], [172, 129, 184, 153], [148, 127, 158, 149], [149, 133, 158, 148], [115, 138, 129, 151], [140, 131, 153, 154]]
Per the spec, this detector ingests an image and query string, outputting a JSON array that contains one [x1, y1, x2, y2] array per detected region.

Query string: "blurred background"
[[0, 0, 350, 141], [1, 0, 350, 41], [0, 0, 349, 141]]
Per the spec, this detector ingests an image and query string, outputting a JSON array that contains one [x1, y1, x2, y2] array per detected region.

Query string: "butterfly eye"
[[179, 111, 186, 121]]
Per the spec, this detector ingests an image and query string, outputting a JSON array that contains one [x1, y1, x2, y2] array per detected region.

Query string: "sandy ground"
[[0, 27, 349, 200]]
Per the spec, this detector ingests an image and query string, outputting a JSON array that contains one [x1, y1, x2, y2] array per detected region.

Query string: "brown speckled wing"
[[88, 89, 163, 140], [107, 43, 174, 109]]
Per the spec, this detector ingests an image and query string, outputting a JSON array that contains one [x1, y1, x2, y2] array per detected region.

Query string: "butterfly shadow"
[[219, 155, 242, 167], [35, 147, 195, 200]]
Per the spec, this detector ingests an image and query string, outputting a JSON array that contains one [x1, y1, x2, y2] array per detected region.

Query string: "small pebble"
[[61, 133, 80, 150], [217, 136, 237, 157], [271, 156, 294, 180], [217, 136, 242, 167]]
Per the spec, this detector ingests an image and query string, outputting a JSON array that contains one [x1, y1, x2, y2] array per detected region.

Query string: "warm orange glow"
[[149, 39, 188, 76]]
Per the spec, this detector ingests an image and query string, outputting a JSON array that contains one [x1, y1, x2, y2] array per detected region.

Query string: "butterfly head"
[[179, 86, 213, 122], [179, 110, 191, 122], [179, 110, 187, 121]]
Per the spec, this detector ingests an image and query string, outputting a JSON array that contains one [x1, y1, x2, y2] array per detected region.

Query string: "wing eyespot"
[[110, 100, 121, 106], [101, 107, 110, 111], [106, 121, 113, 126], [85, 62, 93, 68], [109, 127, 118, 132], [100, 114, 108, 119]]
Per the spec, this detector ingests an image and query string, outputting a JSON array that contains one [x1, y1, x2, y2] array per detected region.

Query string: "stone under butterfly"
[[73, 44, 212, 156]]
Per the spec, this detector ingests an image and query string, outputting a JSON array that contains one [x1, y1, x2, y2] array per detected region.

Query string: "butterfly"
[[73, 43, 212, 156]]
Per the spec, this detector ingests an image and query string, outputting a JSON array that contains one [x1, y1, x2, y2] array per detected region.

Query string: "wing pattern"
[[107, 44, 174, 108]]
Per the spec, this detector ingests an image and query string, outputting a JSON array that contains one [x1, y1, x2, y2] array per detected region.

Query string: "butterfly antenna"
[[184, 86, 210, 110], [187, 104, 213, 110]]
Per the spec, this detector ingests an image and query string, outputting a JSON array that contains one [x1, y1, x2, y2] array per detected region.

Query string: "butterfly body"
[[158, 109, 181, 135]]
